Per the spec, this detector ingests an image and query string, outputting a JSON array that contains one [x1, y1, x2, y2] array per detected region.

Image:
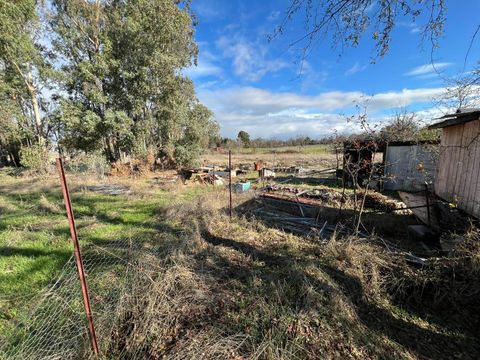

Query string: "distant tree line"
[[0, 0, 219, 170], [216, 131, 335, 149], [217, 117, 440, 150]]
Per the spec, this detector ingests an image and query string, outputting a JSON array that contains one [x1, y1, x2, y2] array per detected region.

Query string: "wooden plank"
[[461, 120, 480, 215], [453, 124, 466, 201], [444, 125, 462, 199], [434, 133, 449, 200], [469, 120, 480, 218], [441, 129, 451, 194], [440, 130, 454, 200], [456, 122, 470, 209], [458, 121, 475, 210]]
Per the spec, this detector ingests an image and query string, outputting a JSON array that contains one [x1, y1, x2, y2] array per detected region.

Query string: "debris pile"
[[251, 204, 341, 239], [263, 185, 410, 213], [194, 173, 226, 186], [263, 185, 347, 206], [179, 167, 232, 185], [362, 192, 412, 214], [82, 184, 131, 195], [271, 165, 307, 174], [304, 189, 347, 203]]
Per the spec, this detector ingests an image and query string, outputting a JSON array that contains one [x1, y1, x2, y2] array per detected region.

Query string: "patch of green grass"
[[0, 173, 205, 332]]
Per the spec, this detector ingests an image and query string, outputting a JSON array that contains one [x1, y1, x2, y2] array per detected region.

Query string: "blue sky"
[[186, 0, 480, 139]]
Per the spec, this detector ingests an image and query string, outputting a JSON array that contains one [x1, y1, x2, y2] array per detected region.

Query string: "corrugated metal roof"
[[428, 109, 480, 129]]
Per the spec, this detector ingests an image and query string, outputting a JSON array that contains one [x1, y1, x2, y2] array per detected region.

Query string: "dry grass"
[[37, 194, 62, 214], [95, 189, 479, 359], [2, 170, 478, 359], [201, 151, 338, 169]]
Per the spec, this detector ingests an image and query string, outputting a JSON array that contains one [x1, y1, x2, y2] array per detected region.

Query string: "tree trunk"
[[29, 86, 43, 145], [12, 62, 45, 146], [25, 67, 43, 145]]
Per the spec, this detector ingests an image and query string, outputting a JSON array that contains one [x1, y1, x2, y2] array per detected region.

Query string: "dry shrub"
[[111, 157, 153, 177], [111, 161, 130, 176], [323, 236, 389, 301], [450, 227, 480, 270], [106, 252, 219, 358], [404, 228, 480, 309], [168, 333, 248, 360], [356, 191, 408, 213], [324, 228, 479, 321], [66, 152, 110, 178], [38, 194, 62, 214]]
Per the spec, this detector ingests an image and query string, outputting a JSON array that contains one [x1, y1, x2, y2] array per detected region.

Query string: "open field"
[[227, 144, 333, 155], [1, 167, 479, 359], [201, 145, 338, 169]]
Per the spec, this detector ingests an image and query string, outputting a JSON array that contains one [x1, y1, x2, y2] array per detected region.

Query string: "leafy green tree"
[[0, 0, 51, 148], [237, 130, 251, 147], [50, 0, 216, 167], [0, 83, 25, 165]]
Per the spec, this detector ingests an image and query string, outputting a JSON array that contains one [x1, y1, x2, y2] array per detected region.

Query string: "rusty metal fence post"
[[56, 158, 100, 356], [229, 150, 233, 219]]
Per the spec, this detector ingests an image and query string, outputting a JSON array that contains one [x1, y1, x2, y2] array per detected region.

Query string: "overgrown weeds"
[[98, 191, 480, 359], [2, 173, 479, 359]]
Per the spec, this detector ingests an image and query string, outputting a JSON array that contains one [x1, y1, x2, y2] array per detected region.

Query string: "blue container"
[[233, 182, 251, 193]]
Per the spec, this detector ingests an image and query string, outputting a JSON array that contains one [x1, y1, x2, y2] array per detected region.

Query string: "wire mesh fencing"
[[0, 237, 155, 359]]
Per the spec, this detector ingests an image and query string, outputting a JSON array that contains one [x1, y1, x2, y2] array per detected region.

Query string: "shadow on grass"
[[237, 197, 419, 241], [273, 175, 342, 188], [197, 224, 480, 359], [0, 182, 183, 304]]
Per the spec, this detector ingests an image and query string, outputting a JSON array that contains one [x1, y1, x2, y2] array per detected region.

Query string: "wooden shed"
[[429, 109, 480, 218]]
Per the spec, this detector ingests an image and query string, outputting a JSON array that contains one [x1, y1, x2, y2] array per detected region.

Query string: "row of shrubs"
[[15, 145, 159, 177]]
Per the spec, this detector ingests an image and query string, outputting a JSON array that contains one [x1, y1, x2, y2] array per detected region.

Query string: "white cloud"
[[216, 35, 289, 82], [192, 0, 226, 20], [198, 86, 446, 138], [298, 61, 328, 91], [345, 62, 367, 76], [267, 11, 280, 22], [184, 58, 222, 79], [410, 26, 421, 34], [398, 21, 423, 35], [405, 62, 453, 77], [368, 87, 445, 110]]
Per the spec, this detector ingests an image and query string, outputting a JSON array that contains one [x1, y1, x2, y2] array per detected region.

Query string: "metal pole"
[[229, 150, 233, 219], [56, 158, 100, 356], [425, 182, 431, 227]]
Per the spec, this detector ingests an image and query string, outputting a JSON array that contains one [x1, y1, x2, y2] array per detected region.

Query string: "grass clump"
[[37, 194, 62, 214]]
